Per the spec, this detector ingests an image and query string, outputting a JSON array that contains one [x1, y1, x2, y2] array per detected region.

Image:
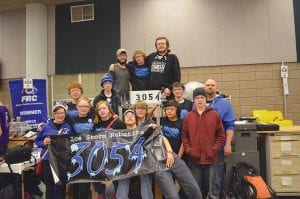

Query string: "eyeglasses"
[[135, 107, 146, 111], [77, 105, 90, 109], [54, 112, 65, 116], [173, 88, 183, 91], [166, 107, 177, 111]]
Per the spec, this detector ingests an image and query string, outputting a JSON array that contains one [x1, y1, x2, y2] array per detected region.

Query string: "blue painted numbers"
[[67, 137, 146, 181]]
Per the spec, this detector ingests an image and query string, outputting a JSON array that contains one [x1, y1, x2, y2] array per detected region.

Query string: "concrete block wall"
[[181, 62, 300, 124]]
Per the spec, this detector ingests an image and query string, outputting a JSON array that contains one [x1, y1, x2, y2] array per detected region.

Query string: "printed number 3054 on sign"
[[130, 90, 161, 104]]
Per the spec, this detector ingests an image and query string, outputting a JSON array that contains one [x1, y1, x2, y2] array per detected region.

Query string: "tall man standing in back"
[[204, 79, 235, 198], [147, 36, 181, 97]]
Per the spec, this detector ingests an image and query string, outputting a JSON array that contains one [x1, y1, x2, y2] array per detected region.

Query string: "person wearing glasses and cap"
[[34, 104, 72, 199], [108, 48, 131, 102]]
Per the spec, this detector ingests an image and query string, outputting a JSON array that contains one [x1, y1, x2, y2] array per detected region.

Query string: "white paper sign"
[[281, 135, 291, 141], [281, 160, 292, 166], [281, 65, 288, 78], [130, 90, 162, 105], [23, 78, 33, 89], [283, 78, 289, 96], [281, 177, 292, 186], [281, 142, 292, 151]]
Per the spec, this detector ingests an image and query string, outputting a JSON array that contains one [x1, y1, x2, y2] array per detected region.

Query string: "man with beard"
[[146, 37, 181, 97], [108, 48, 131, 101]]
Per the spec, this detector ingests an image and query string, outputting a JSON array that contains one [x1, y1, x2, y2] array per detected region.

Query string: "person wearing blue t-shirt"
[[127, 50, 150, 91], [66, 82, 84, 119], [67, 96, 99, 199]]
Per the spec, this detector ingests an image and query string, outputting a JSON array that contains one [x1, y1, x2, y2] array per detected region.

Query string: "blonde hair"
[[77, 96, 91, 106], [133, 100, 149, 111], [94, 100, 115, 123], [132, 50, 146, 61]]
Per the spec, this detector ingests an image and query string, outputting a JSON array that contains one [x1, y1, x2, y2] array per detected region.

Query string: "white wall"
[[47, 5, 55, 76], [0, 6, 55, 79], [26, 3, 48, 79], [0, 0, 297, 79], [120, 0, 297, 67], [0, 10, 26, 79]]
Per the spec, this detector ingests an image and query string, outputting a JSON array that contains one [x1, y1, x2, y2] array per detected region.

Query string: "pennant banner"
[[48, 125, 166, 183], [9, 79, 48, 127]]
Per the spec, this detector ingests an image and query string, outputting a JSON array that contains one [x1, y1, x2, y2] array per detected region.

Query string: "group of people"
[[0, 36, 236, 199]]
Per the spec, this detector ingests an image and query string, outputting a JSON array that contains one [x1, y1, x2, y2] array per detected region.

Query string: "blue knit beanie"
[[100, 73, 114, 86]]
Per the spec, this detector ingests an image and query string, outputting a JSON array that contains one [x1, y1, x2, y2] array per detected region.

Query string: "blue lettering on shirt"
[[162, 126, 180, 139], [180, 109, 189, 119], [134, 67, 149, 78], [73, 123, 94, 133]]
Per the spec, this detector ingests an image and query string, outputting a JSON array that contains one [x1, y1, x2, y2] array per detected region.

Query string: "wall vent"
[[71, 4, 94, 23]]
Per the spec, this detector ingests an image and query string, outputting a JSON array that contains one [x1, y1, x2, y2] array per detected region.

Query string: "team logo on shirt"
[[162, 126, 180, 138], [180, 109, 188, 119], [151, 61, 166, 73], [73, 123, 93, 133]]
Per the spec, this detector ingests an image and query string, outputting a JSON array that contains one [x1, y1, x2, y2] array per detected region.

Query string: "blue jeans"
[[155, 155, 202, 199], [116, 174, 153, 199], [209, 151, 225, 199]]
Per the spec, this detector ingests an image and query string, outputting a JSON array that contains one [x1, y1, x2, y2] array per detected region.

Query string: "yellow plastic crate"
[[252, 110, 293, 126]]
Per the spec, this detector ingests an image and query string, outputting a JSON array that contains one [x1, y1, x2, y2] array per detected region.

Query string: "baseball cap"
[[123, 109, 135, 117], [116, 48, 127, 55], [53, 104, 68, 113]]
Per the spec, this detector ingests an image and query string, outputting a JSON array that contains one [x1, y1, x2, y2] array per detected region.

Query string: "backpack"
[[0, 173, 21, 199], [232, 162, 277, 199]]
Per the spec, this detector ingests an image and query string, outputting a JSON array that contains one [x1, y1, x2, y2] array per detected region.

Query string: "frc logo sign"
[[21, 87, 39, 102], [9, 79, 48, 127], [21, 95, 38, 103]]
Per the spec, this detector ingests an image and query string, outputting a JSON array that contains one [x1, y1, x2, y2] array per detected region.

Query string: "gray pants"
[[116, 174, 153, 199], [155, 155, 202, 199]]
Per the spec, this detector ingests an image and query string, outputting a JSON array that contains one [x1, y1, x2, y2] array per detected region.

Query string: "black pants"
[[71, 182, 106, 199], [72, 183, 90, 199], [42, 160, 66, 199], [0, 143, 7, 157]]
